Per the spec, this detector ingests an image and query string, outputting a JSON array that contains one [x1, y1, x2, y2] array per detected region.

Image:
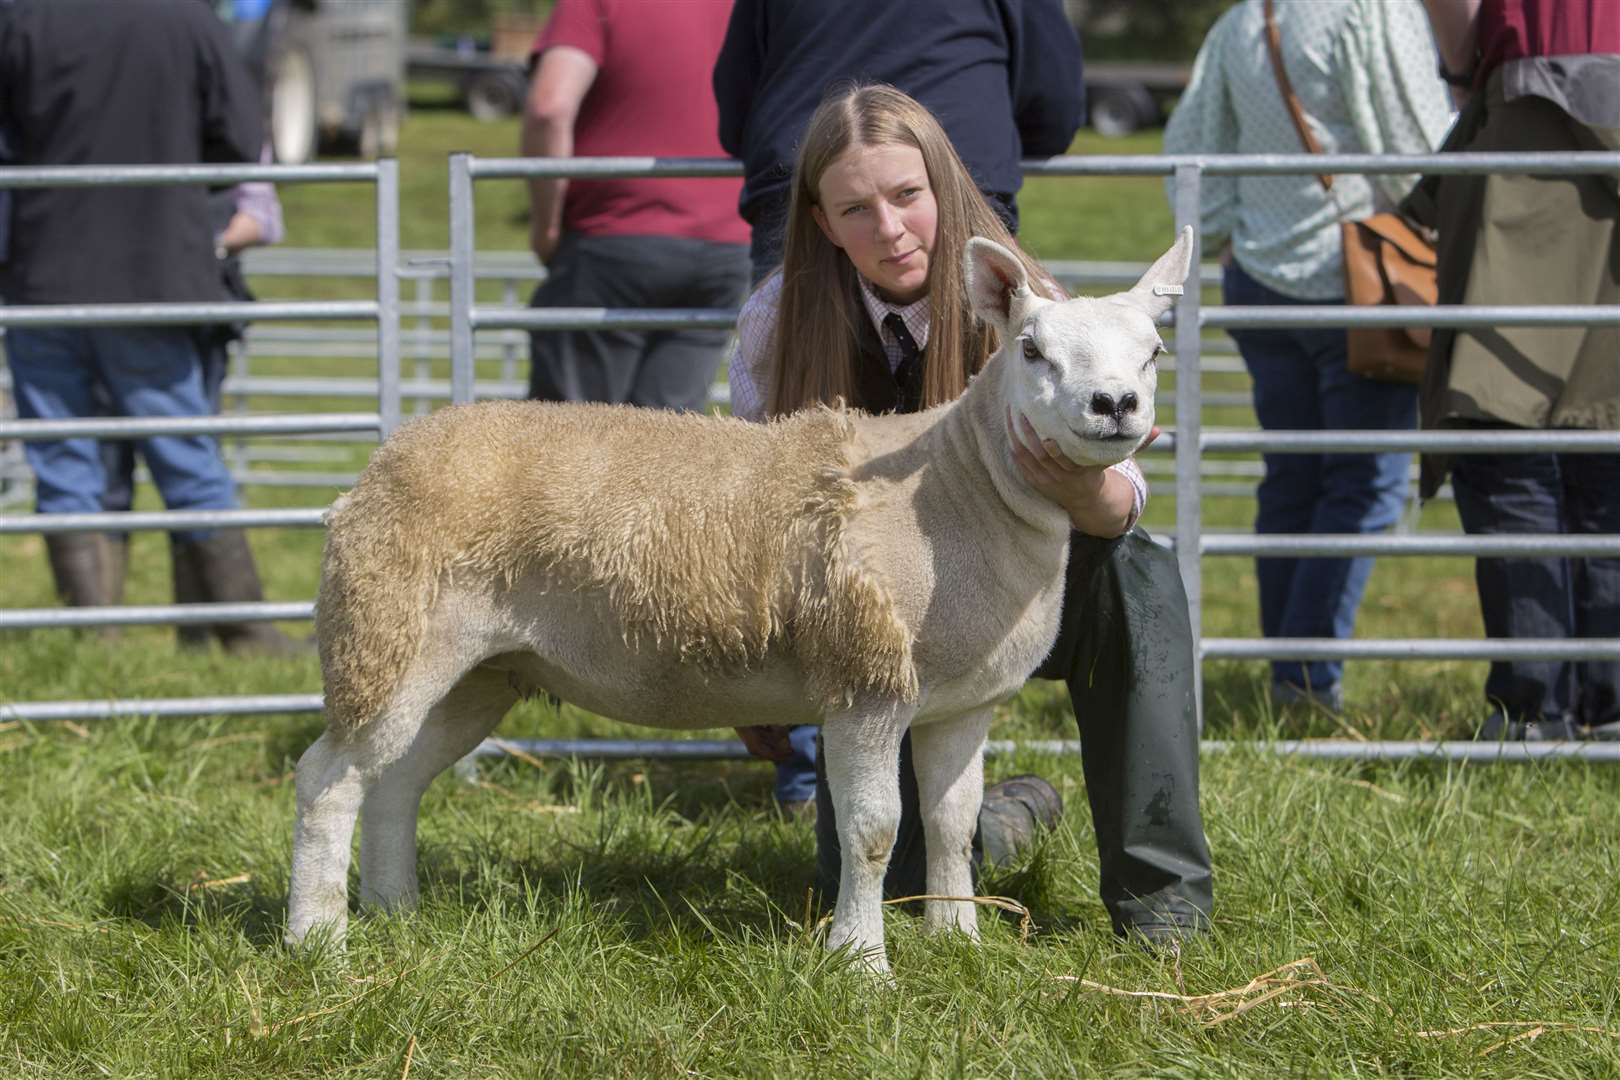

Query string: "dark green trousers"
[[814, 527, 1213, 935]]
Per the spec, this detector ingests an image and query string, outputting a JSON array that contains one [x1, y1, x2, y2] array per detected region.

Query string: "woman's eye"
[[1021, 338, 1041, 361], [841, 204, 865, 217]]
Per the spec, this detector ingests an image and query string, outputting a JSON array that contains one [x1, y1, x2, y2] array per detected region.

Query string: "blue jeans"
[[1450, 437, 1620, 728], [1224, 262, 1418, 692], [773, 723, 820, 805], [7, 326, 238, 542]]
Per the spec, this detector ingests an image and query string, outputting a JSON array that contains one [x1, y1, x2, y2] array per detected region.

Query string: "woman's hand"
[[1008, 408, 1155, 538]]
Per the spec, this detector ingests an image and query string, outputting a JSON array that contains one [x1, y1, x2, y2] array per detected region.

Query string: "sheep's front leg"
[[820, 701, 911, 976], [909, 708, 993, 938]]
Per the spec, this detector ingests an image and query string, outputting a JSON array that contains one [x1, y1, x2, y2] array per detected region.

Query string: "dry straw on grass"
[[1052, 957, 1388, 1027], [1416, 1020, 1620, 1057]]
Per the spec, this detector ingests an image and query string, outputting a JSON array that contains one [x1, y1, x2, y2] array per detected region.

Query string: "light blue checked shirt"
[[1163, 0, 1454, 300]]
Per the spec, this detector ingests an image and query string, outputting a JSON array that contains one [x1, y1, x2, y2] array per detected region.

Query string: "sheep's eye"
[[1144, 343, 1165, 371], [1021, 337, 1041, 361]]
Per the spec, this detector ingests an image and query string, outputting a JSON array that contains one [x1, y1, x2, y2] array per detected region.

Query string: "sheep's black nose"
[[1090, 391, 1139, 419]]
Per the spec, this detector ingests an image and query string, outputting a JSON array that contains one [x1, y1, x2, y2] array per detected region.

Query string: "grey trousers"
[[528, 233, 749, 412]]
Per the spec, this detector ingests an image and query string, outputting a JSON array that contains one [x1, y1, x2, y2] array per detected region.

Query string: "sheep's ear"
[[964, 237, 1031, 335], [1121, 226, 1196, 321]]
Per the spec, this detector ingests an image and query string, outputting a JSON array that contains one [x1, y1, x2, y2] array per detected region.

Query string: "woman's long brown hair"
[[764, 83, 1053, 418]]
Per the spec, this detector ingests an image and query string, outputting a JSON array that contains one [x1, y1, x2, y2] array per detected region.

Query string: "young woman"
[[730, 84, 1212, 943]]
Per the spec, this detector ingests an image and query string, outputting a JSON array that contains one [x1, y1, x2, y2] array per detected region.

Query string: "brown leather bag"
[[1262, 0, 1436, 384]]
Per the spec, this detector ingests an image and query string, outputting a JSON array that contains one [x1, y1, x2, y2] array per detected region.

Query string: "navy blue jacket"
[[713, 0, 1084, 234]]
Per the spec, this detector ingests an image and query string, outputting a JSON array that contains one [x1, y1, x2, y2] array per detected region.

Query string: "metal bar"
[[473, 306, 739, 332], [1021, 151, 1620, 177], [0, 163, 379, 187], [461, 151, 1620, 182], [448, 153, 477, 403], [1204, 429, 1620, 453], [375, 157, 402, 438], [0, 301, 376, 328], [467, 736, 1620, 763], [1204, 304, 1620, 330], [1203, 534, 1620, 557], [0, 602, 314, 630], [0, 508, 326, 534], [470, 157, 745, 179], [0, 413, 381, 440], [1172, 164, 1205, 727], [0, 695, 325, 722], [1202, 637, 1620, 660], [1198, 739, 1620, 762]]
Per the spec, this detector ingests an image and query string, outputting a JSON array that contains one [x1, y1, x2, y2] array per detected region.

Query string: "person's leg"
[[775, 724, 820, 811], [7, 327, 120, 614], [89, 327, 237, 534], [1278, 323, 1419, 693], [1561, 451, 1620, 735], [7, 327, 107, 516], [527, 234, 644, 405], [628, 238, 749, 413], [1034, 529, 1212, 938], [1224, 263, 1323, 692], [1449, 438, 1573, 733], [92, 328, 295, 654], [90, 375, 134, 605]]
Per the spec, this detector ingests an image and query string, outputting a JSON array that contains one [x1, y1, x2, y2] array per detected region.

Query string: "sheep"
[[286, 227, 1195, 975]]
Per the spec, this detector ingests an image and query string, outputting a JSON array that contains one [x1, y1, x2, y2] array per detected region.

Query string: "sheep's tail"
[[316, 489, 437, 733]]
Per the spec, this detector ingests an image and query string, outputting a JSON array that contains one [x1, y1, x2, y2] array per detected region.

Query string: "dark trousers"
[[814, 528, 1214, 934], [1224, 262, 1417, 692], [1450, 437, 1620, 728], [529, 233, 749, 412]]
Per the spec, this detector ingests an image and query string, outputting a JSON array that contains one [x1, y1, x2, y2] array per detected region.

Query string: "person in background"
[[1163, 0, 1453, 714], [0, 0, 280, 630], [713, 0, 1087, 817], [521, 0, 749, 413], [1415, 0, 1620, 741], [97, 167, 290, 653], [730, 83, 1213, 947]]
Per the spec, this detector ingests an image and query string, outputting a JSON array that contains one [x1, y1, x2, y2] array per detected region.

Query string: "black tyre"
[[1089, 85, 1159, 138], [464, 70, 524, 122]]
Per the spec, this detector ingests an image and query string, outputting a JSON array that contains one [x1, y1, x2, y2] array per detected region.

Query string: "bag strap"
[[1262, 0, 1334, 192]]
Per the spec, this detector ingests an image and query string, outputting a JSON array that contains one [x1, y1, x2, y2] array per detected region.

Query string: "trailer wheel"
[[270, 46, 318, 163], [1089, 85, 1159, 138], [465, 70, 524, 122]]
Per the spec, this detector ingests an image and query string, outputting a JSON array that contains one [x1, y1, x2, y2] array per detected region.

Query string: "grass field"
[[3, 106, 1619, 1076]]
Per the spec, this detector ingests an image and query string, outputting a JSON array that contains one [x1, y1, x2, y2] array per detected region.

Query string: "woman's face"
[[811, 142, 939, 305]]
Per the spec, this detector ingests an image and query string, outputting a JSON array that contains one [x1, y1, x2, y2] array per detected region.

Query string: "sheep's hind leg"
[[909, 708, 993, 939], [359, 665, 518, 914], [820, 700, 912, 975], [286, 727, 368, 948]]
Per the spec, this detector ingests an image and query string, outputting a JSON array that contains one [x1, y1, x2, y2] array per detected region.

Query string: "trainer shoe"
[[1476, 710, 1579, 741]]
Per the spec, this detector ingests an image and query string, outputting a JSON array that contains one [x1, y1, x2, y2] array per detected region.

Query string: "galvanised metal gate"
[[0, 160, 400, 722], [6, 151, 1620, 763]]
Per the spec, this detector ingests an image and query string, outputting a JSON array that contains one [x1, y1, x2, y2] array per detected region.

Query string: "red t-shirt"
[[532, 0, 747, 245], [1478, 0, 1620, 77]]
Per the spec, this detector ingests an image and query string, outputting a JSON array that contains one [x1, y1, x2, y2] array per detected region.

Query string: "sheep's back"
[[318, 401, 918, 729]]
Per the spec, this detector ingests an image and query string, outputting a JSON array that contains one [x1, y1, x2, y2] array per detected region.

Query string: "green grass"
[[5, 109, 1620, 1076]]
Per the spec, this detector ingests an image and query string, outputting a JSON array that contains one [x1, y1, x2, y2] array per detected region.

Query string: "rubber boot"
[[43, 533, 119, 640], [1034, 528, 1214, 943], [172, 529, 302, 656], [103, 533, 130, 606], [168, 534, 212, 650]]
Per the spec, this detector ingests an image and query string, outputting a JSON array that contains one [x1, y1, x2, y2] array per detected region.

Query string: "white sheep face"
[[965, 227, 1195, 468]]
